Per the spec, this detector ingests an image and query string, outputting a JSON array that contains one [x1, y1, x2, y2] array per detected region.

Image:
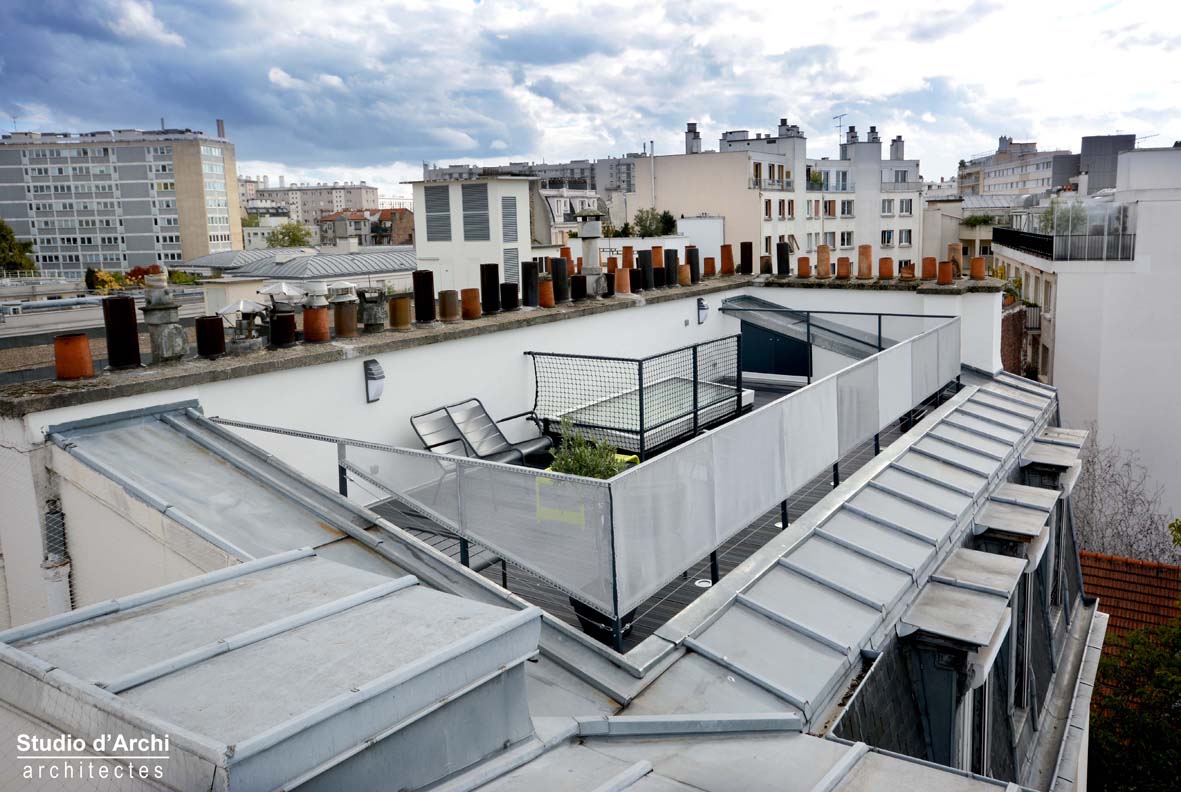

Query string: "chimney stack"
[[890, 136, 905, 160], [685, 122, 702, 155], [279, 175, 286, 189], [846, 126, 859, 143], [216, 118, 226, 138]]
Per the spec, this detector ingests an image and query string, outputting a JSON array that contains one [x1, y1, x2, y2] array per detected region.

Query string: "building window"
[[786, 199, 794, 218], [881, 199, 894, 215], [461, 183, 490, 241], [840, 200, 854, 217], [764, 235, 771, 253], [424, 185, 451, 242], [764, 199, 772, 220], [824, 200, 836, 218], [778, 199, 786, 218], [881, 230, 893, 247], [823, 231, 835, 249], [899, 198, 913, 216], [899, 229, 912, 246], [839, 231, 854, 248]]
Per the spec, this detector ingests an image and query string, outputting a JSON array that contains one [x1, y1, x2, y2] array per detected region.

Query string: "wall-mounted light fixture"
[[363, 359, 385, 403], [697, 297, 709, 325]]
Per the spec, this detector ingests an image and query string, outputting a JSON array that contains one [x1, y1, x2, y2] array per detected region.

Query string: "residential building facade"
[[256, 181, 379, 227], [317, 207, 414, 247], [0, 125, 242, 275], [628, 121, 923, 268], [992, 146, 1181, 516], [958, 136, 1077, 197]]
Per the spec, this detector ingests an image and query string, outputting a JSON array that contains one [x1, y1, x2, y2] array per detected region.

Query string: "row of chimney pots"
[[51, 242, 985, 380]]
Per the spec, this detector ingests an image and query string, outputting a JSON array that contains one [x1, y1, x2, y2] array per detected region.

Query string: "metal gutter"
[[575, 712, 803, 736], [0, 547, 314, 644], [100, 576, 418, 693]]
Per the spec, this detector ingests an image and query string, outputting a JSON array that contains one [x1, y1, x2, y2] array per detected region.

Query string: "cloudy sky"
[[2, 0, 1177, 196]]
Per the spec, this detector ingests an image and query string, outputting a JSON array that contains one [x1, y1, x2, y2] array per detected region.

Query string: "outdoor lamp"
[[697, 297, 709, 325], [363, 359, 385, 403]]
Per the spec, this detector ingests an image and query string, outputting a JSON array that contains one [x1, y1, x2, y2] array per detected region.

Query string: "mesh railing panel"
[[528, 336, 740, 457], [609, 317, 960, 613], [341, 442, 617, 614]]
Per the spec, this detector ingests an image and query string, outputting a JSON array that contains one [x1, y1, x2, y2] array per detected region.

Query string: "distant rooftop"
[[1081, 551, 1181, 637], [187, 245, 416, 280], [1, 128, 227, 145]]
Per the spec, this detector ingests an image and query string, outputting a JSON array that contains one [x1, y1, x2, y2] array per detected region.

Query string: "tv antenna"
[[833, 113, 847, 150]]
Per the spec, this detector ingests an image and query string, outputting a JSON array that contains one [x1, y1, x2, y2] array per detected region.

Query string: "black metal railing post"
[[806, 313, 813, 384], [693, 344, 700, 435], [337, 442, 348, 497], [877, 314, 883, 351], [780, 500, 788, 531], [734, 336, 743, 417], [832, 463, 840, 488], [637, 359, 646, 461], [459, 539, 470, 567], [710, 551, 720, 584]]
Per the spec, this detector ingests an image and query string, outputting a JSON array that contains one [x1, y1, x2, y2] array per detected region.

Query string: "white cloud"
[[317, 74, 347, 91], [431, 128, 478, 151], [105, 0, 184, 47], [267, 67, 306, 90]]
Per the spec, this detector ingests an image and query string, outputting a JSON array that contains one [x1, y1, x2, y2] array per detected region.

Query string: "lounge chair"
[[410, 406, 472, 457], [444, 398, 552, 465]]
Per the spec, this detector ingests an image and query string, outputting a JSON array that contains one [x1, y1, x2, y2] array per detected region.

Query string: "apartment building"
[[992, 146, 1181, 516], [958, 136, 1077, 197], [256, 180, 379, 227], [629, 120, 923, 268], [0, 124, 241, 275], [426, 154, 640, 195], [318, 207, 414, 247]]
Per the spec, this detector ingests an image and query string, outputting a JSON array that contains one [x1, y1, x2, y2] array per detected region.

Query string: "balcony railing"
[[1025, 304, 1041, 331], [881, 181, 924, 192], [806, 181, 855, 192], [749, 178, 793, 191], [993, 226, 1136, 261]]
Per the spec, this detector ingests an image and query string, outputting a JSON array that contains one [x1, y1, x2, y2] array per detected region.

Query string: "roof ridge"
[[1080, 550, 1181, 573]]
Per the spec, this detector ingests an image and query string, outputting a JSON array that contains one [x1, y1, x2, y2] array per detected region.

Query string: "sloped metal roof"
[[647, 380, 1056, 726], [0, 551, 540, 792], [187, 246, 416, 280], [47, 402, 400, 567]]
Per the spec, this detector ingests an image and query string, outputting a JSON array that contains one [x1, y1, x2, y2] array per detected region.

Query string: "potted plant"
[[544, 420, 638, 645]]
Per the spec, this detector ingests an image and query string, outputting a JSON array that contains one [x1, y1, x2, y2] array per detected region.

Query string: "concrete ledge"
[[762, 275, 1004, 294], [0, 276, 755, 418]]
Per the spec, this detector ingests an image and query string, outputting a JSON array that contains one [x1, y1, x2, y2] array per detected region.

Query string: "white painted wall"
[[993, 147, 1181, 516], [676, 217, 725, 266], [413, 177, 534, 292]]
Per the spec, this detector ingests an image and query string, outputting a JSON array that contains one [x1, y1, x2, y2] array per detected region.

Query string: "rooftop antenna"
[[833, 113, 847, 151]]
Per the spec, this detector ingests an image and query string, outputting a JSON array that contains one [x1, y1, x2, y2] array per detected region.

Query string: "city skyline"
[[3, 0, 1178, 196]]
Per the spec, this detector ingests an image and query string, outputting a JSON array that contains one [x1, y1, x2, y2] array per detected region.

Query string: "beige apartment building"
[[256, 180, 380, 227], [628, 121, 923, 268], [0, 123, 242, 274]]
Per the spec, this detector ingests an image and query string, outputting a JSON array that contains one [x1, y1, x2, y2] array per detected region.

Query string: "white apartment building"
[[256, 180, 379, 227], [629, 120, 923, 268], [410, 175, 534, 291], [0, 124, 241, 275], [992, 146, 1181, 516]]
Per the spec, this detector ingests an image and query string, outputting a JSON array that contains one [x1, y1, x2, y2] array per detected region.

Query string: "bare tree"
[[1071, 425, 1179, 563]]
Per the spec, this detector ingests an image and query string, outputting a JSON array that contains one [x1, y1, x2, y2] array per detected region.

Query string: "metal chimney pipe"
[[101, 295, 142, 369]]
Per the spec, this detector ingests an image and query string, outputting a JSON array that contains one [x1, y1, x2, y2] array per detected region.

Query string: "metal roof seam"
[[99, 576, 419, 694], [842, 500, 942, 546], [681, 636, 811, 716], [889, 458, 979, 497], [734, 594, 852, 656], [778, 557, 886, 612], [813, 526, 917, 575]]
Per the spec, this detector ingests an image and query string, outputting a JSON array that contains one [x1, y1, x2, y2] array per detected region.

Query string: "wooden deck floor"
[[369, 383, 922, 652]]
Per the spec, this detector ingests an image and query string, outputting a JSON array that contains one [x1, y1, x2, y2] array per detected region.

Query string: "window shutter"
[[462, 183, 490, 241], [424, 185, 451, 242], [503, 247, 519, 283], [501, 195, 518, 243]]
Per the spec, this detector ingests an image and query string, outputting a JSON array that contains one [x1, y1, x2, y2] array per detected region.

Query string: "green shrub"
[[549, 419, 626, 479]]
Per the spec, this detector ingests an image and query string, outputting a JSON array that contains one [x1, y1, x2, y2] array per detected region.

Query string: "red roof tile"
[[1080, 551, 1181, 637]]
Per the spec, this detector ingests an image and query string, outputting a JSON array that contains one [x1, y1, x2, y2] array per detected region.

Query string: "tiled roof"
[[1080, 551, 1181, 636]]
